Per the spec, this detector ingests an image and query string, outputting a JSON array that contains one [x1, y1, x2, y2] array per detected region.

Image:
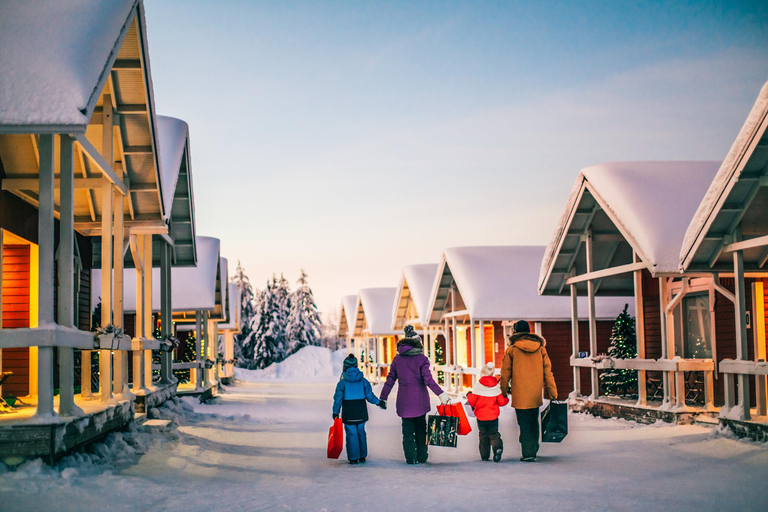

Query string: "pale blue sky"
[[143, 0, 768, 317]]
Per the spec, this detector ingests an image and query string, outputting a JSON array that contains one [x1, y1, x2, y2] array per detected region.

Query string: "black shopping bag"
[[541, 400, 568, 443], [427, 412, 458, 448]]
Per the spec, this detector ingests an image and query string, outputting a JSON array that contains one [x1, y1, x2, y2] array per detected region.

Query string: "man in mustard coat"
[[499, 320, 557, 462]]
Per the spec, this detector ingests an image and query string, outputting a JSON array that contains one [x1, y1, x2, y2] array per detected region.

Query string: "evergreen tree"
[[250, 276, 284, 369], [285, 269, 323, 354], [232, 261, 257, 367], [600, 304, 638, 397]]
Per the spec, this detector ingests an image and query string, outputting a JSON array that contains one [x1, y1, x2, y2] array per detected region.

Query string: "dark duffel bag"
[[541, 400, 568, 443], [427, 411, 459, 448]]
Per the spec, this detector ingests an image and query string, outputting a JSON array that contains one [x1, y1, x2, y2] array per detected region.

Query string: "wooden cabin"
[[425, 246, 626, 392], [538, 161, 738, 424], [679, 79, 768, 437], [218, 282, 241, 385], [353, 288, 399, 382], [391, 264, 443, 367], [0, 0, 170, 461], [338, 294, 358, 356]]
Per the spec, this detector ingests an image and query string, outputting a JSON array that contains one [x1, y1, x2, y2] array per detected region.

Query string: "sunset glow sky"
[[143, 0, 768, 319]]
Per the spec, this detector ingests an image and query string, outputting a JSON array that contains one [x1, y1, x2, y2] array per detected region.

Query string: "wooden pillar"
[[753, 281, 767, 416], [470, 319, 477, 386], [142, 235, 153, 389], [585, 229, 599, 399], [195, 311, 203, 389], [57, 135, 83, 416], [659, 277, 674, 406], [733, 246, 751, 420], [35, 134, 56, 417], [99, 98, 114, 403], [633, 255, 647, 407], [112, 186, 126, 398], [570, 282, 581, 398], [160, 240, 174, 384], [202, 310, 210, 386], [132, 235, 146, 393]]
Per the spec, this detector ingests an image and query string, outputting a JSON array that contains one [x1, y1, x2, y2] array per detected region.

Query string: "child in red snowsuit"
[[467, 362, 510, 462]]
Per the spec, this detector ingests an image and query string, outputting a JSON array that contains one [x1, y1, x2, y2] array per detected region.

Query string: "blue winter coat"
[[333, 367, 380, 424]]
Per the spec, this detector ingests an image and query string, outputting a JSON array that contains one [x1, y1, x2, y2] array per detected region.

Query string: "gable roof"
[[427, 246, 629, 322], [337, 294, 358, 337], [539, 162, 721, 296], [354, 288, 399, 337], [0, 0, 139, 131], [680, 80, 768, 271], [392, 264, 439, 331]]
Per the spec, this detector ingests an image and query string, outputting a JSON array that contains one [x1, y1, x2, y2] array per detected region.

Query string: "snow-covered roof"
[[337, 295, 358, 337], [392, 264, 439, 331], [539, 161, 721, 295], [219, 283, 241, 332], [91, 236, 221, 314], [0, 0, 139, 131], [355, 288, 399, 337], [427, 246, 629, 323], [680, 80, 768, 271], [156, 115, 197, 266]]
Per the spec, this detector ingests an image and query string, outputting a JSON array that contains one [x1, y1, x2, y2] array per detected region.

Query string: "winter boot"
[[359, 457, 366, 463], [349, 459, 360, 465], [493, 447, 503, 463]]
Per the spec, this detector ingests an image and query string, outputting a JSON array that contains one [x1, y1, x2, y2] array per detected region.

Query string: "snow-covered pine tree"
[[250, 276, 283, 369], [285, 269, 323, 355], [232, 261, 257, 367], [270, 273, 291, 361], [600, 304, 638, 397]]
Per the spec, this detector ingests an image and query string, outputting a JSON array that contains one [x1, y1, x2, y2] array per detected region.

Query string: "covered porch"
[[681, 79, 768, 437], [539, 160, 727, 424], [0, 1, 170, 460]]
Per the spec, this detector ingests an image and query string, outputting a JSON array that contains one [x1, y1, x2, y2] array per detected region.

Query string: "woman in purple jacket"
[[379, 325, 450, 464]]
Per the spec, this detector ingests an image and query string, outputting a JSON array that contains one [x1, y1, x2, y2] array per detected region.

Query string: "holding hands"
[[378, 399, 387, 410]]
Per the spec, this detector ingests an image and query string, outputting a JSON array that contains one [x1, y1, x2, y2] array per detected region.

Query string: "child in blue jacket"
[[333, 354, 385, 464]]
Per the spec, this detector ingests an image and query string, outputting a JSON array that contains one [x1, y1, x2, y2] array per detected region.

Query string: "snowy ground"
[[2, 357, 768, 511]]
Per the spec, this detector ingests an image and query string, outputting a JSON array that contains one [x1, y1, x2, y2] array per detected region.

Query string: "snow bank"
[[235, 346, 348, 382]]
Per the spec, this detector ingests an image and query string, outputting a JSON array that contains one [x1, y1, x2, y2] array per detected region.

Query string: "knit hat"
[[481, 362, 495, 376], [343, 354, 358, 371], [403, 324, 421, 341], [512, 320, 530, 333]]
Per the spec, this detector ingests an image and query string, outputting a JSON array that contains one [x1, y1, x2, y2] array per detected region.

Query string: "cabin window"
[[681, 293, 711, 359]]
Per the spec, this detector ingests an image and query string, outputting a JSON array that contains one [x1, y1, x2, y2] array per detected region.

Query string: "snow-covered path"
[[3, 380, 768, 512]]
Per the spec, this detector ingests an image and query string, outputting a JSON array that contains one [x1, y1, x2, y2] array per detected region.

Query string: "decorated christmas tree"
[[600, 304, 638, 397]]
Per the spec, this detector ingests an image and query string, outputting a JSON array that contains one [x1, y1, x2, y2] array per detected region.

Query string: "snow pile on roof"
[[156, 116, 188, 220], [235, 346, 340, 382], [444, 246, 628, 320], [681, 80, 768, 268], [358, 288, 399, 335], [583, 162, 721, 273], [91, 236, 220, 312], [0, 0, 136, 127], [540, 161, 721, 285], [401, 264, 439, 324]]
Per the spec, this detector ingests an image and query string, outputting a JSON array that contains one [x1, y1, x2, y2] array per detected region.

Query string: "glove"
[[438, 393, 451, 405], [378, 400, 387, 410], [332, 413, 339, 420]]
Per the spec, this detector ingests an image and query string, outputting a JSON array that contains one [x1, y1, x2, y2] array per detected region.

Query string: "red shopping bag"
[[327, 418, 343, 459], [438, 403, 472, 436]]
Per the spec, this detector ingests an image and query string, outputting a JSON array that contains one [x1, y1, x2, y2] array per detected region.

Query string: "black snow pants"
[[477, 418, 503, 460], [401, 415, 428, 463], [515, 408, 540, 459]]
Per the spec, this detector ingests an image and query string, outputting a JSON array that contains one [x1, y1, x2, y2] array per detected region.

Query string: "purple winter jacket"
[[379, 341, 444, 418]]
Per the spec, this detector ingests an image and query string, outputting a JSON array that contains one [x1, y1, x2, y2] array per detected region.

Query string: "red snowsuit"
[[467, 376, 510, 421]]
